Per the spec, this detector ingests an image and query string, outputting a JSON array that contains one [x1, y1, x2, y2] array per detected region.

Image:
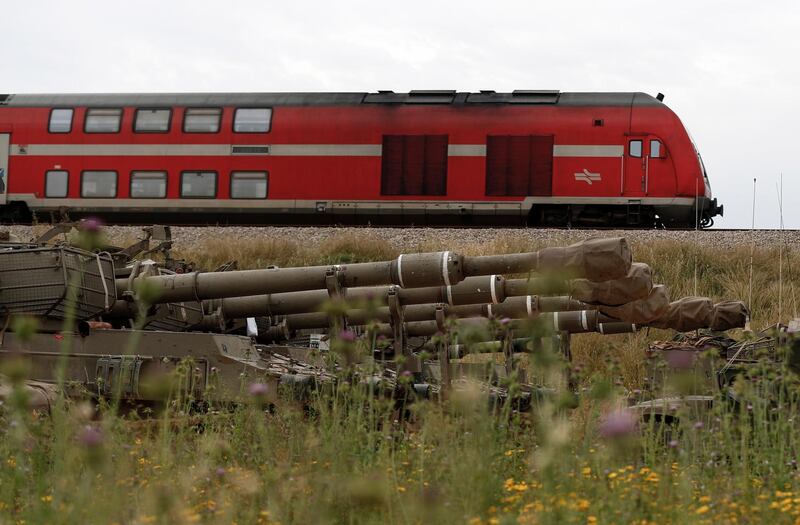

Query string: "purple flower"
[[248, 382, 269, 397], [499, 317, 512, 325], [78, 425, 103, 448], [668, 440, 679, 449], [79, 217, 104, 233], [598, 410, 638, 439], [215, 467, 226, 478], [338, 330, 356, 342], [401, 370, 413, 378], [693, 421, 704, 430]]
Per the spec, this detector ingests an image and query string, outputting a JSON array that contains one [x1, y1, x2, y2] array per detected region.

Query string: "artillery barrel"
[[197, 258, 646, 326], [277, 295, 584, 331], [114, 237, 630, 305], [372, 310, 618, 338]]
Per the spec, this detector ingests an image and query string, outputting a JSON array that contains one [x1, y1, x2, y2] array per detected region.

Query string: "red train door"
[[0, 134, 8, 205], [623, 136, 646, 197]]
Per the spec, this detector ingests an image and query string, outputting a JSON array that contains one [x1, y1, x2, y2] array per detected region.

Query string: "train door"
[[0, 134, 8, 205], [642, 137, 674, 196], [623, 136, 646, 197]]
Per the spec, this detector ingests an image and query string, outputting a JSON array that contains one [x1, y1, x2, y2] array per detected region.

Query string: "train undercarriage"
[[0, 200, 720, 230]]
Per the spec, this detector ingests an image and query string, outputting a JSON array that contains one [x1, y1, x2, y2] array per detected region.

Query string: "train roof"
[[0, 91, 663, 108]]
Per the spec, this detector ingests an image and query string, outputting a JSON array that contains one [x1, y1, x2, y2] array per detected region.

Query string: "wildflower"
[[696, 505, 710, 514], [78, 425, 103, 448], [79, 217, 104, 233], [668, 440, 679, 449], [215, 467, 226, 478], [499, 317, 512, 325], [598, 409, 637, 439], [693, 421, 704, 430], [338, 329, 356, 342], [248, 382, 269, 397]]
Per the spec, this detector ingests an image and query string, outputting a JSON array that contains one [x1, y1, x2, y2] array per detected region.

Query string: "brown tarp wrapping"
[[536, 237, 632, 282], [648, 297, 714, 332], [596, 284, 670, 324], [710, 301, 749, 331], [570, 263, 652, 306]]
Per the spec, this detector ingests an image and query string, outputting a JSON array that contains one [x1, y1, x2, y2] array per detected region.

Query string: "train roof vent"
[[467, 90, 560, 104], [363, 90, 456, 104], [0, 94, 10, 105]]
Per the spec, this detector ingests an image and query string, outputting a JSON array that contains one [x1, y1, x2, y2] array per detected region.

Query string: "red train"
[[0, 90, 722, 228]]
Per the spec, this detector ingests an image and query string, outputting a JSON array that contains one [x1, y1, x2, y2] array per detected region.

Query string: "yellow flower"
[[581, 467, 592, 477], [696, 505, 710, 515], [40, 495, 53, 503], [587, 517, 597, 524], [396, 486, 406, 493], [576, 499, 590, 511]]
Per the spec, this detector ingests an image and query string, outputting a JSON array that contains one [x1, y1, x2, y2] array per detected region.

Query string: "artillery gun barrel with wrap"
[[193, 258, 648, 327], [112, 237, 631, 305], [368, 297, 748, 339]]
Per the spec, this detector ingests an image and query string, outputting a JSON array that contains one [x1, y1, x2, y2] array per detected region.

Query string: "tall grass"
[[1, 232, 799, 524]]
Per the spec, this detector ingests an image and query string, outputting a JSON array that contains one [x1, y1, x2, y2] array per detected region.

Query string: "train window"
[[183, 108, 222, 133], [130, 171, 167, 198], [233, 108, 272, 133], [180, 171, 217, 198], [650, 140, 663, 158], [629, 140, 643, 158], [134, 109, 171, 133], [48, 109, 73, 133], [230, 172, 268, 199], [381, 135, 448, 196], [45, 170, 69, 197], [81, 171, 118, 198], [84, 108, 122, 133]]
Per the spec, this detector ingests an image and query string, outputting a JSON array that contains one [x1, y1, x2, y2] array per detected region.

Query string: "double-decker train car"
[[0, 90, 722, 227]]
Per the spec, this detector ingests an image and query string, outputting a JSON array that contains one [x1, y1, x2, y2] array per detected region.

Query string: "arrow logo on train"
[[574, 169, 601, 185]]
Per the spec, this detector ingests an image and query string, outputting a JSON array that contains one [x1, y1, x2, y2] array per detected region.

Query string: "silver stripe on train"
[[10, 143, 625, 158], [6, 194, 700, 211]]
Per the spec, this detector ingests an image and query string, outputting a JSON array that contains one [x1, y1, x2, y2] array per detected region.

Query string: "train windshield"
[[685, 128, 712, 192]]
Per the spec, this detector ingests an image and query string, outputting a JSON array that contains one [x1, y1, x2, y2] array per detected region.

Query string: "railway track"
[[5, 224, 797, 252]]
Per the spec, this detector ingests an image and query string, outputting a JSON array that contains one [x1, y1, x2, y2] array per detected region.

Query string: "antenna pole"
[[747, 178, 757, 328], [778, 174, 784, 322]]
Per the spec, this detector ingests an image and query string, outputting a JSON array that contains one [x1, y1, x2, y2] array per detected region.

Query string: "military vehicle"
[[0, 223, 748, 415]]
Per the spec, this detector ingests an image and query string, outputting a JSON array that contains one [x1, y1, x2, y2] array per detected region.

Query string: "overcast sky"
[[6, 0, 798, 228]]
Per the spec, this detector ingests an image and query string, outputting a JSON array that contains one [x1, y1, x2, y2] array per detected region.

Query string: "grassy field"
[[2, 231, 800, 524]]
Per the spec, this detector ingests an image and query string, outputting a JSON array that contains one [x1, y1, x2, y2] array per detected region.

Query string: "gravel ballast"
[[3, 225, 792, 251]]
